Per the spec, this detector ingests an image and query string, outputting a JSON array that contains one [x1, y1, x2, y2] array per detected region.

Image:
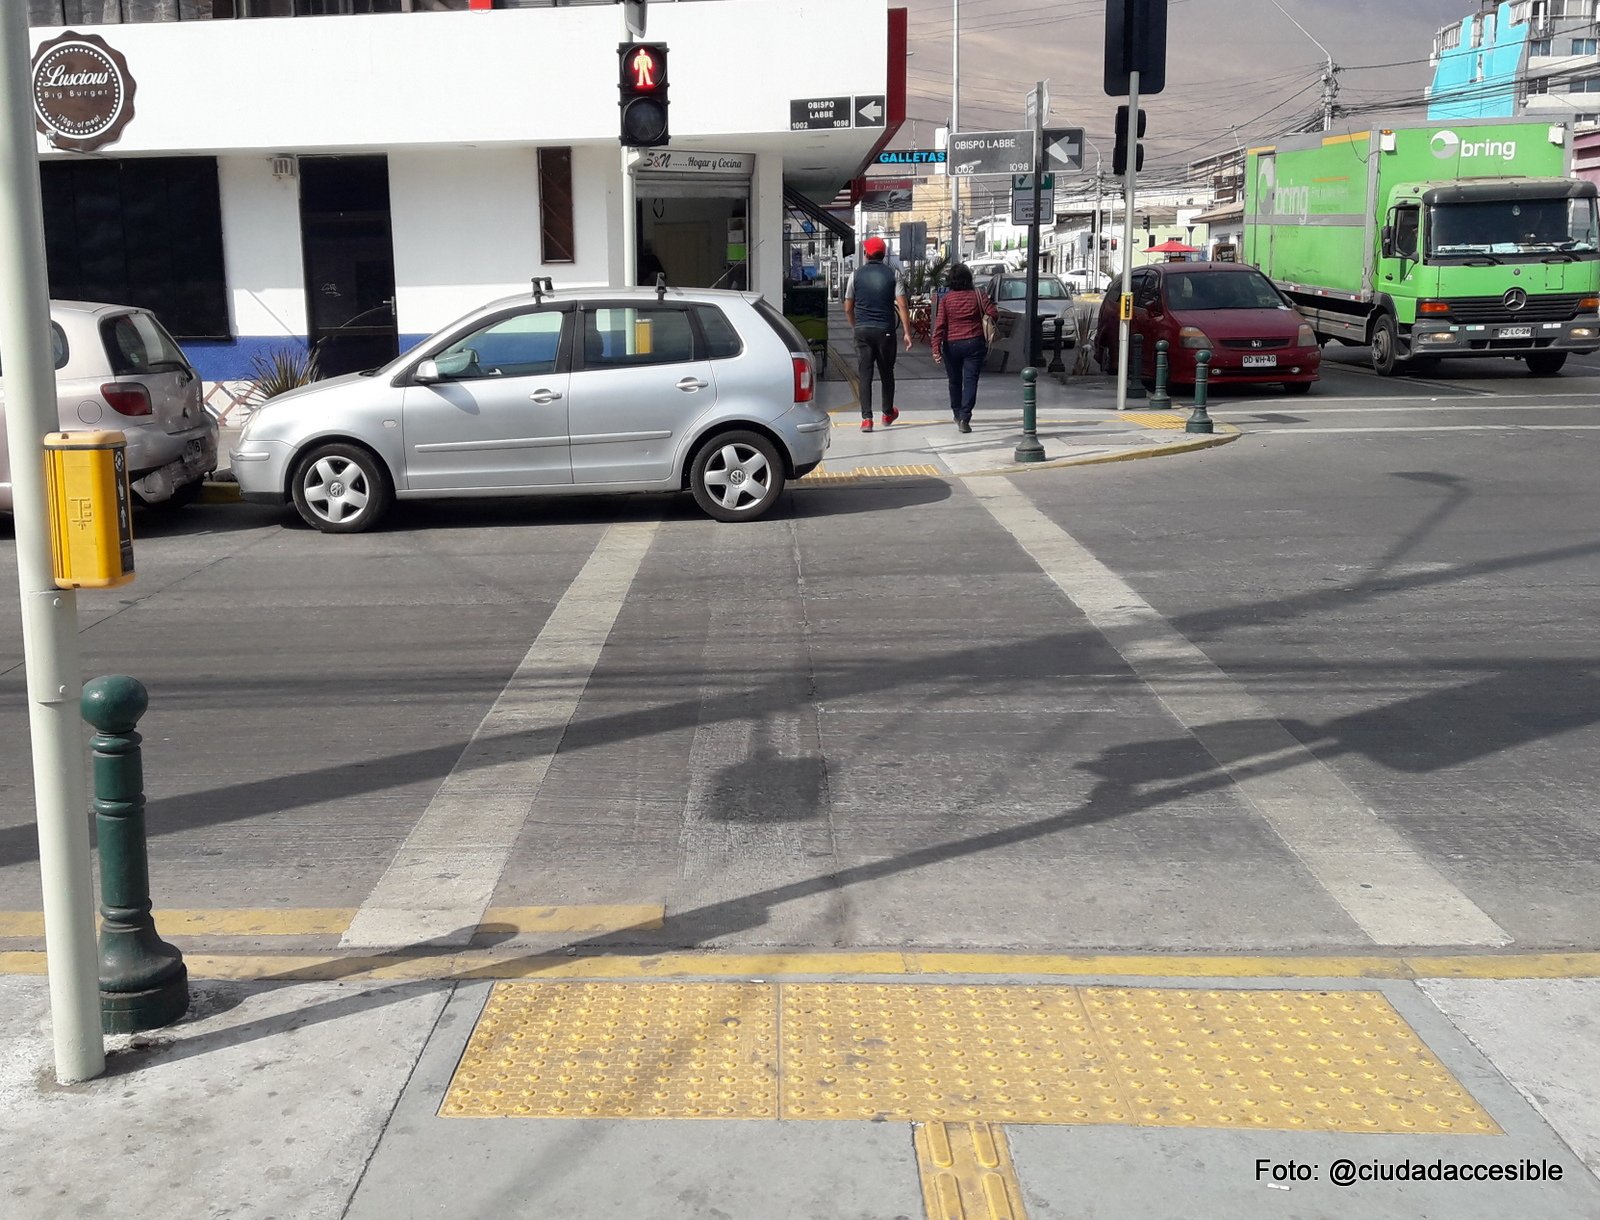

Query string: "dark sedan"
[[1093, 262, 1320, 393]]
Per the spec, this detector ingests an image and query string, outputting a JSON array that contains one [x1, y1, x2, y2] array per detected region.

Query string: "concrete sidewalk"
[[5, 957, 1600, 1218], [818, 302, 1235, 477]]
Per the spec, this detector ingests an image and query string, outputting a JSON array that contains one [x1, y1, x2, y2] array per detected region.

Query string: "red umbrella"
[[1148, 239, 1201, 253]]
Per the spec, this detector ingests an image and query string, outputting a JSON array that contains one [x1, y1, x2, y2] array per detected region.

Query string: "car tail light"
[[792, 356, 814, 403], [1296, 324, 1317, 347], [1178, 326, 1213, 349], [1418, 300, 1451, 315], [100, 383, 152, 416]]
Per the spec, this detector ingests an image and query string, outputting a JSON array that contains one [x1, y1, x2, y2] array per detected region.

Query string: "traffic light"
[[1113, 104, 1145, 176], [619, 42, 669, 148]]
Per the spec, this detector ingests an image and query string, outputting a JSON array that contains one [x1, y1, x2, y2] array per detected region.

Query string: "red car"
[[1094, 262, 1321, 394]]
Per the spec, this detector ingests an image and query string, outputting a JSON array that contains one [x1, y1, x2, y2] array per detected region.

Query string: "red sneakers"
[[882, 407, 899, 427], [860, 418, 874, 432]]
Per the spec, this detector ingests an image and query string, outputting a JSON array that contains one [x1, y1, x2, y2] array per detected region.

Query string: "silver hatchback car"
[[0, 301, 218, 510], [232, 285, 831, 533]]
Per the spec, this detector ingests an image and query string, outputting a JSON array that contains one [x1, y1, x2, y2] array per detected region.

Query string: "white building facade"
[[27, 1, 902, 399]]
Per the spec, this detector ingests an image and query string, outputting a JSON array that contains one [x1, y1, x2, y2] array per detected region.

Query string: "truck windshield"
[[1427, 197, 1600, 262]]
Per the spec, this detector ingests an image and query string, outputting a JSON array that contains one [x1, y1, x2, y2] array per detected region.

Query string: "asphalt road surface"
[[1, 348, 1595, 955]]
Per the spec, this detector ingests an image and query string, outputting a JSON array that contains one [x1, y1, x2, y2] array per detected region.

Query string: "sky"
[[895, 0, 1476, 195]]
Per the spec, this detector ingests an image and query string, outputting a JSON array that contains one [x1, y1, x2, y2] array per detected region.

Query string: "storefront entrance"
[[635, 154, 752, 291]]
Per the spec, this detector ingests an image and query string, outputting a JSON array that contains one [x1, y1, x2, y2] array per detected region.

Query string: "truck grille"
[[1444, 294, 1587, 324]]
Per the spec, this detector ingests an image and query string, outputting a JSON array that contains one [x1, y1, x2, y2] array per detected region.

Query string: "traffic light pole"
[[1115, 69, 1140, 411], [620, 146, 637, 287], [0, 3, 103, 1084]]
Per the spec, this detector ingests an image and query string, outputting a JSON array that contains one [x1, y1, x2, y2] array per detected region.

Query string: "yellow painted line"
[[916, 1121, 1029, 1220], [7, 947, 1600, 983], [439, 982, 1498, 1133], [0, 904, 664, 940], [477, 905, 664, 934], [1321, 130, 1371, 147]]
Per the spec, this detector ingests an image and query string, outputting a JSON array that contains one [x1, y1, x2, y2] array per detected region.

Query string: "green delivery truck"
[[1243, 120, 1600, 376]]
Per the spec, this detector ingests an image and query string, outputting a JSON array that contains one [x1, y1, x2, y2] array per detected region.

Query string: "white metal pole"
[[620, 146, 637, 287], [949, 0, 960, 261], [0, 3, 102, 1084], [1116, 69, 1140, 412]]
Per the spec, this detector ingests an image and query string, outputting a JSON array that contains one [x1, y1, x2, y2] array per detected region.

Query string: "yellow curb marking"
[[439, 982, 1498, 1134], [0, 904, 663, 940], [800, 464, 944, 481], [916, 1121, 1028, 1220], [7, 947, 1600, 983]]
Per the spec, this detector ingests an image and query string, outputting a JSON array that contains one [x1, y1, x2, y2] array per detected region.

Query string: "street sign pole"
[[0, 2, 103, 1084], [1025, 81, 1044, 369], [1116, 69, 1140, 412]]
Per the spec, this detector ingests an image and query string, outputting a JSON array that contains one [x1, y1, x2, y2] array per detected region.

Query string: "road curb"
[[955, 424, 1242, 479]]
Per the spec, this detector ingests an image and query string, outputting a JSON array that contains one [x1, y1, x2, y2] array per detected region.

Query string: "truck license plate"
[[1498, 326, 1533, 339], [1242, 354, 1277, 368]]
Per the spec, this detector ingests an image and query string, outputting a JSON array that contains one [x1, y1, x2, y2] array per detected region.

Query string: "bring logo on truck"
[[1430, 129, 1518, 161]]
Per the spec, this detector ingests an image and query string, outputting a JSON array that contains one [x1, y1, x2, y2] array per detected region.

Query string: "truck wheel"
[[1370, 315, 1404, 377], [1526, 352, 1568, 376]]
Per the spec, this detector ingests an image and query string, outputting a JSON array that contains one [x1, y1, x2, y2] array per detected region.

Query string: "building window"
[[39, 156, 228, 340], [1572, 75, 1600, 91], [1530, 76, 1550, 93], [1530, 38, 1553, 56], [1572, 37, 1598, 55], [537, 147, 575, 265]]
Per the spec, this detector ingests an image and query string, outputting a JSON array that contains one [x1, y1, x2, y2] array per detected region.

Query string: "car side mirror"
[[1380, 225, 1395, 259], [413, 358, 442, 385]]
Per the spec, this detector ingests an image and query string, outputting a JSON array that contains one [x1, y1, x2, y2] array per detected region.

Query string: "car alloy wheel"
[[291, 442, 393, 533], [690, 430, 785, 522]]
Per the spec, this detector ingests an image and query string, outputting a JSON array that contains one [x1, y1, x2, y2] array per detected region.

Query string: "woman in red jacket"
[[931, 263, 1000, 433]]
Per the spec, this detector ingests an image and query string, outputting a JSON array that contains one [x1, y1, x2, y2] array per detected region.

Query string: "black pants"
[[941, 336, 987, 425], [853, 327, 898, 418]]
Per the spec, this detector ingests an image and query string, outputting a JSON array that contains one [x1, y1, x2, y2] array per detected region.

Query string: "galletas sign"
[[32, 31, 136, 153]]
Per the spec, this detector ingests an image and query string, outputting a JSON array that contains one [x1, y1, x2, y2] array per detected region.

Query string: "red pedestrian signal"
[[619, 42, 670, 147]]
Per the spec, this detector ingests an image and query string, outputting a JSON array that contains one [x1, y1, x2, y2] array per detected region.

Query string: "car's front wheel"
[[291, 442, 393, 533], [689, 431, 785, 522]]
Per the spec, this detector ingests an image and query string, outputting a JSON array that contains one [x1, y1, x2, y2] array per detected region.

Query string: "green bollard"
[[1149, 338, 1173, 410], [1186, 349, 1215, 434], [83, 676, 188, 1034], [1128, 331, 1147, 400], [1013, 367, 1046, 463]]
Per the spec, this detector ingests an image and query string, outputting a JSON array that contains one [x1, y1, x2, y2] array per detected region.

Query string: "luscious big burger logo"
[[32, 32, 135, 152]]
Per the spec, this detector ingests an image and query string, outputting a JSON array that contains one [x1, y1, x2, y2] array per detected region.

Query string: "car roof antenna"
[[531, 276, 553, 304], [655, 272, 668, 301]]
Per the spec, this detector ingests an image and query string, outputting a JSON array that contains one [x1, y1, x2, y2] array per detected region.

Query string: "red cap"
[[862, 236, 886, 258]]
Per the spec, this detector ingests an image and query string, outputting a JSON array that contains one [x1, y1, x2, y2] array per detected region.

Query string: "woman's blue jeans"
[[941, 337, 987, 424]]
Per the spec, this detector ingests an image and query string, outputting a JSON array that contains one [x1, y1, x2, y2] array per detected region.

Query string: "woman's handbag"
[[979, 292, 998, 344]]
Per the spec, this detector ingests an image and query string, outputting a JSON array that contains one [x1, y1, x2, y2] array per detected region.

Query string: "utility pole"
[[0, 1, 103, 1084], [1267, 0, 1337, 131], [949, 0, 960, 260]]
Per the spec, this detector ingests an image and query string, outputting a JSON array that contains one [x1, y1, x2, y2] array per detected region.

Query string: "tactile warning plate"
[[442, 981, 777, 1118], [441, 982, 1499, 1133], [1121, 412, 1188, 429]]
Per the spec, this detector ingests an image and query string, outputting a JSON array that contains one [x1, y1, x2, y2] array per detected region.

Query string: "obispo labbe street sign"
[[947, 131, 1034, 177]]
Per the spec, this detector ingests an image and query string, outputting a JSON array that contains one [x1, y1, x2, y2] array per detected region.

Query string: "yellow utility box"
[[44, 431, 135, 589]]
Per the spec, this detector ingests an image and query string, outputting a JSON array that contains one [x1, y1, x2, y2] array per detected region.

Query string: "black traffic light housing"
[[1113, 104, 1145, 176], [619, 42, 669, 148]]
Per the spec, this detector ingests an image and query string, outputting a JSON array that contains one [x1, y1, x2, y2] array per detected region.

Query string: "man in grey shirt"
[[843, 236, 915, 431]]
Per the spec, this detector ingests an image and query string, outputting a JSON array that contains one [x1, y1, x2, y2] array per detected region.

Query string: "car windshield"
[[997, 278, 1069, 301], [1164, 271, 1286, 310], [1426, 197, 1600, 262]]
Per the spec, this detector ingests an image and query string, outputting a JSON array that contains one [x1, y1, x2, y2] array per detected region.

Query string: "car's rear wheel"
[[291, 442, 392, 533], [689, 431, 785, 523]]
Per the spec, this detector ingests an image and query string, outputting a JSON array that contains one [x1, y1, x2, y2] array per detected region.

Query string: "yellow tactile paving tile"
[[440, 981, 1499, 1134], [1120, 412, 1190, 429], [798, 464, 944, 481], [442, 981, 778, 1119], [915, 1121, 1029, 1220]]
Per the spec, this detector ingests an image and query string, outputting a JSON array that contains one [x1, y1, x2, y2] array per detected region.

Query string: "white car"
[[232, 285, 830, 533], [0, 301, 218, 511], [1062, 269, 1110, 295]]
